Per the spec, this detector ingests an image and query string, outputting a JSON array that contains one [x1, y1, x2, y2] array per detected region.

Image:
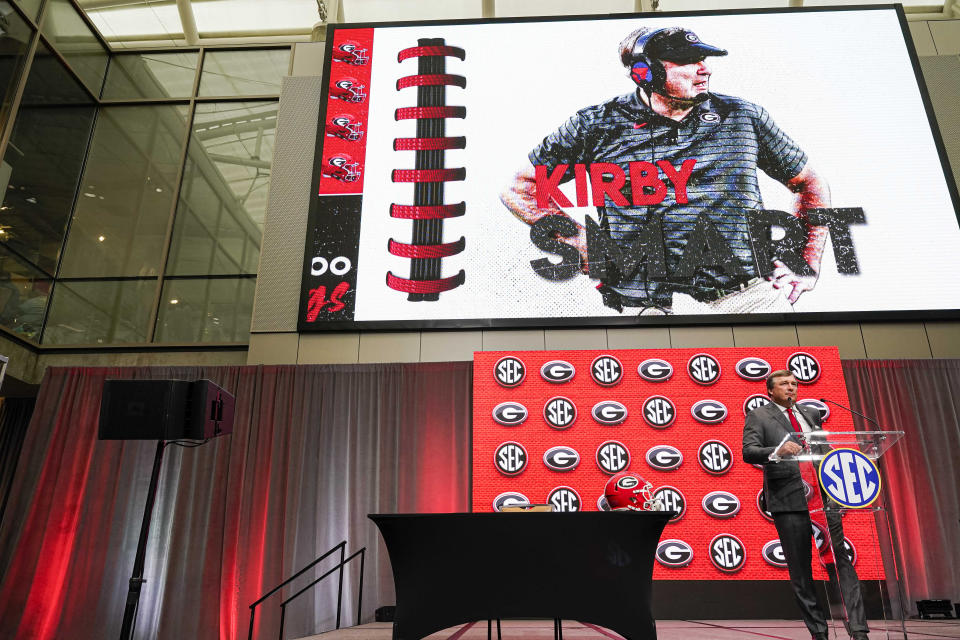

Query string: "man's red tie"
[[787, 405, 835, 564]]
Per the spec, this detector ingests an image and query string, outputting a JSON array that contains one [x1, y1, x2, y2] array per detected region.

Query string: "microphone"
[[819, 397, 882, 428]]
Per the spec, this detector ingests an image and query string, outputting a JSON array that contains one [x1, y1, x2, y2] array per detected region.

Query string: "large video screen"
[[300, 6, 960, 330], [472, 347, 885, 581]]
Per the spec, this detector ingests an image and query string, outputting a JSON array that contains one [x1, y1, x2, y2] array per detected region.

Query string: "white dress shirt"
[[776, 402, 813, 433]]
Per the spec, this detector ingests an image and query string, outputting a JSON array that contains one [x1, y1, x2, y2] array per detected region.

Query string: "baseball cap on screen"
[[646, 28, 728, 63]]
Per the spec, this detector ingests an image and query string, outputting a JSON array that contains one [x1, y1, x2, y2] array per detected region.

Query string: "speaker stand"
[[118, 440, 167, 640]]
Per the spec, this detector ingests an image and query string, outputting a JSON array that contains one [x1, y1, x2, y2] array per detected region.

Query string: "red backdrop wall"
[[472, 346, 884, 581]]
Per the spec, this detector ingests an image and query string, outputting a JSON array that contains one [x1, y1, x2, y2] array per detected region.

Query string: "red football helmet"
[[321, 153, 361, 182], [330, 77, 366, 103], [332, 41, 369, 65], [604, 471, 662, 511], [325, 113, 364, 141]]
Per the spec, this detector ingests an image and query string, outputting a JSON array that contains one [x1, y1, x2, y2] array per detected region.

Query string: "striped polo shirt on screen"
[[529, 90, 808, 306]]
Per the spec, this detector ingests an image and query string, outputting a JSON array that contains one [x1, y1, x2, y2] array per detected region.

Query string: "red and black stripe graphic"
[[388, 38, 466, 301]]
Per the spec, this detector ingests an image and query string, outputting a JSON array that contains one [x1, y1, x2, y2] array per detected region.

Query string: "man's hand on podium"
[[776, 440, 803, 457]]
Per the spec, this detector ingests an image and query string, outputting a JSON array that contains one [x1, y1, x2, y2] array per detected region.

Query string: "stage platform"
[[297, 619, 960, 640]]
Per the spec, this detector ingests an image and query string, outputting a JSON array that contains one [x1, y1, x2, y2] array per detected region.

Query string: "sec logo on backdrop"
[[642, 396, 676, 428], [653, 486, 686, 522], [590, 355, 623, 386], [494, 356, 525, 387], [547, 486, 581, 512], [543, 396, 577, 429], [709, 534, 746, 573], [687, 353, 721, 385], [787, 352, 821, 383], [494, 442, 527, 476], [698, 440, 733, 475], [637, 358, 673, 382], [743, 394, 771, 415], [596, 441, 630, 475]]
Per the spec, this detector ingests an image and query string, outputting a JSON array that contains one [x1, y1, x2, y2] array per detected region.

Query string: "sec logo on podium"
[[818, 448, 882, 508]]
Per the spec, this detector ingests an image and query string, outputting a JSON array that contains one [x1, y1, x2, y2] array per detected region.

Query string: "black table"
[[369, 512, 672, 640]]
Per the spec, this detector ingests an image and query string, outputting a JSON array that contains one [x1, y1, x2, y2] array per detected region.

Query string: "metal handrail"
[[277, 548, 366, 640], [247, 540, 359, 640]]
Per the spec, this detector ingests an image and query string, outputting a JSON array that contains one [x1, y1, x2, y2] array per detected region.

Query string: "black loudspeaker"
[[916, 599, 954, 619], [375, 606, 395, 622], [98, 379, 235, 440]]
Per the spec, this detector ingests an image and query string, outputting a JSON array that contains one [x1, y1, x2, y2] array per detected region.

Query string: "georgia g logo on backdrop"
[[540, 360, 575, 383]]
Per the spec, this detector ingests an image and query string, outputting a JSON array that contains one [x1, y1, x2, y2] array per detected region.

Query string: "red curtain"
[[1, 359, 957, 638], [842, 359, 960, 611], [0, 363, 472, 640]]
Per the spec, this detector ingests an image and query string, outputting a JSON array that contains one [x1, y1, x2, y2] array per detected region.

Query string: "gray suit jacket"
[[742, 401, 823, 513]]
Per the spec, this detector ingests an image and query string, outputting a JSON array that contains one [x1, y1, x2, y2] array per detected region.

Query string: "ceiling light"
[[98, 235, 105, 242]]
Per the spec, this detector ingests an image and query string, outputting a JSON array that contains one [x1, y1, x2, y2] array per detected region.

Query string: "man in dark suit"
[[742, 370, 868, 640]]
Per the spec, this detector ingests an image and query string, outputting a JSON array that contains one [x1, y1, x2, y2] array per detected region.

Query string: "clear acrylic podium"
[[771, 429, 908, 640]]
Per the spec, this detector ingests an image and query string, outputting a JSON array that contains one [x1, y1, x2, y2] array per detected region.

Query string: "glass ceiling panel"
[[85, 3, 183, 47], [192, 0, 319, 34], [342, 0, 482, 22], [495, 0, 636, 17], [77, 0, 948, 49]]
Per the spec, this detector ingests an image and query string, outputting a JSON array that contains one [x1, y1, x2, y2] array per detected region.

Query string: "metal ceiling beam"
[[176, 0, 200, 45]]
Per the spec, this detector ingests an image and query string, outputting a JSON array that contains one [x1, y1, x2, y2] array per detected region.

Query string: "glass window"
[[1, 42, 96, 276], [58, 104, 189, 278], [154, 277, 254, 343], [495, 0, 634, 16], [0, 3, 34, 127], [41, 278, 157, 345], [0, 245, 52, 341], [166, 101, 274, 276], [102, 52, 199, 100], [40, 0, 109, 95], [11, 0, 42, 21], [343, 0, 481, 21], [198, 48, 288, 97]]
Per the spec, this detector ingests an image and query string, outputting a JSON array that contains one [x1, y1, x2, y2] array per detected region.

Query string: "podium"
[[771, 429, 907, 640]]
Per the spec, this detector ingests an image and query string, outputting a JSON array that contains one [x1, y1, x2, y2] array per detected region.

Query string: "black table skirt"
[[370, 512, 672, 640]]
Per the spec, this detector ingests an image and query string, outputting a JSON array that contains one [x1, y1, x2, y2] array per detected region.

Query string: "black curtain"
[[0, 396, 36, 530]]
